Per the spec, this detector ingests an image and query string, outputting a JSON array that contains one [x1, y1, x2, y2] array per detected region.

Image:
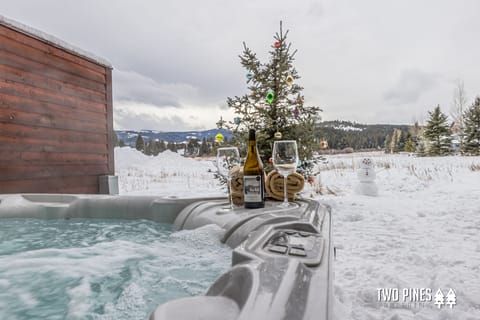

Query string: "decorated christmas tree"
[[224, 22, 322, 177]]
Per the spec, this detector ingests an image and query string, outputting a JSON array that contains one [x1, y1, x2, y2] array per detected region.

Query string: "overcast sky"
[[3, 0, 480, 131]]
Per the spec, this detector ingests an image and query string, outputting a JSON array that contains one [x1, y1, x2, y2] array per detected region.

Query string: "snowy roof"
[[0, 14, 112, 68]]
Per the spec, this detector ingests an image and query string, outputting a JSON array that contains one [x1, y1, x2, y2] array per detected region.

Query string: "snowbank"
[[115, 147, 221, 197], [115, 148, 480, 319]]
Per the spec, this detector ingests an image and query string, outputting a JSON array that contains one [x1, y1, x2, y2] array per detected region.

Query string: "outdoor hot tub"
[[0, 194, 333, 320]]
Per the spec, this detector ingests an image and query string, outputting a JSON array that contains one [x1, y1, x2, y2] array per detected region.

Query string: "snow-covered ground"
[[115, 147, 480, 319]]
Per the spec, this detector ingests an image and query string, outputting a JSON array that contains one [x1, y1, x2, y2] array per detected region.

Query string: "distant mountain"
[[116, 121, 412, 150], [115, 128, 233, 146], [316, 120, 411, 150]]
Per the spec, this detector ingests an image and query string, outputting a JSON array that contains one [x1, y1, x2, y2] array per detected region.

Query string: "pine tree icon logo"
[[445, 289, 456, 308], [433, 289, 445, 309]]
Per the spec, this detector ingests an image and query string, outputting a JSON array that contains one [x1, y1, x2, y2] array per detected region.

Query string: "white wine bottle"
[[243, 129, 265, 208]]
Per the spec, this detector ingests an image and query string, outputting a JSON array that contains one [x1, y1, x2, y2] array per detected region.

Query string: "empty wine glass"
[[272, 140, 299, 208], [216, 147, 240, 211]]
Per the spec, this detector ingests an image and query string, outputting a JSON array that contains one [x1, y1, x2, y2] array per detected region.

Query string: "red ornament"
[[274, 41, 281, 48], [269, 157, 273, 163], [308, 176, 315, 185]]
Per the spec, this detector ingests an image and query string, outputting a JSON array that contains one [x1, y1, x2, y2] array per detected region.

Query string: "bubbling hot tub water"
[[0, 218, 231, 320]]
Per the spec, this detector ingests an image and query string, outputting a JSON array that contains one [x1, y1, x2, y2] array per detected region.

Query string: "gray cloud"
[[113, 69, 200, 108], [114, 104, 194, 131], [383, 69, 438, 105], [3, 0, 480, 128]]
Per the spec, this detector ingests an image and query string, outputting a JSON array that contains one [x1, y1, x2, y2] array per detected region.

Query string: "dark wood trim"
[[0, 23, 114, 194], [0, 134, 108, 154], [0, 123, 107, 144], [0, 24, 108, 73], [0, 80, 107, 114], [0, 33, 106, 83], [0, 150, 108, 165], [0, 176, 100, 194], [0, 105, 106, 134], [0, 92, 108, 127], [0, 49, 106, 93], [1, 63, 106, 104], [0, 164, 109, 180]]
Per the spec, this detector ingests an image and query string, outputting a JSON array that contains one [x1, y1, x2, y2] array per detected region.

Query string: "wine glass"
[[216, 147, 240, 211], [272, 140, 299, 208]]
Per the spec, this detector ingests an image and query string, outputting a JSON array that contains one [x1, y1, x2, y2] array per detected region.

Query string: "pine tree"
[[135, 134, 145, 152], [415, 134, 428, 157], [225, 21, 322, 176], [186, 138, 200, 156], [157, 140, 166, 153], [388, 129, 402, 153], [144, 140, 152, 155], [149, 140, 160, 156], [384, 134, 391, 153], [199, 137, 211, 156], [167, 142, 177, 153], [423, 105, 452, 156], [113, 133, 119, 147], [461, 96, 480, 155], [404, 138, 416, 153]]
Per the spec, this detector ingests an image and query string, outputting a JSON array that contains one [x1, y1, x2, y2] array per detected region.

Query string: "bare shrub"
[[470, 163, 480, 172]]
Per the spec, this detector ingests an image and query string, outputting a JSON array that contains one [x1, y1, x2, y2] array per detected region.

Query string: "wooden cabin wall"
[[0, 24, 114, 194]]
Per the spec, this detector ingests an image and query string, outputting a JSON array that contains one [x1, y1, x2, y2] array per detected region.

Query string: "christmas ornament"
[[308, 176, 315, 185], [215, 132, 224, 143], [274, 41, 281, 48], [268, 157, 273, 163], [234, 117, 241, 125], [274, 131, 282, 139], [293, 106, 300, 118], [246, 73, 253, 83], [266, 89, 274, 104], [286, 74, 294, 87], [320, 140, 328, 149]]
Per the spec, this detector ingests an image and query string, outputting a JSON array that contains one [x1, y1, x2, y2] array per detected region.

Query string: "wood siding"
[[0, 23, 114, 194]]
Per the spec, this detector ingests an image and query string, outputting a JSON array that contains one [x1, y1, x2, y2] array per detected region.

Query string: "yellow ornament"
[[274, 131, 282, 139], [215, 132, 224, 143], [286, 75, 294, 87]]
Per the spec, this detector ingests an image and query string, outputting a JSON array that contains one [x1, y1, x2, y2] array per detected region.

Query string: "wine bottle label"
[[244, 175, 263, 202]]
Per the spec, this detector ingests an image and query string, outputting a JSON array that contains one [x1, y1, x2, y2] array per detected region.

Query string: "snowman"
[[355, 157, 378, 196]]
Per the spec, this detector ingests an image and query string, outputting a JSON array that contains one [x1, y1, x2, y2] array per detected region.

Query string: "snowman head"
[[359, 158, 374, 169]]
